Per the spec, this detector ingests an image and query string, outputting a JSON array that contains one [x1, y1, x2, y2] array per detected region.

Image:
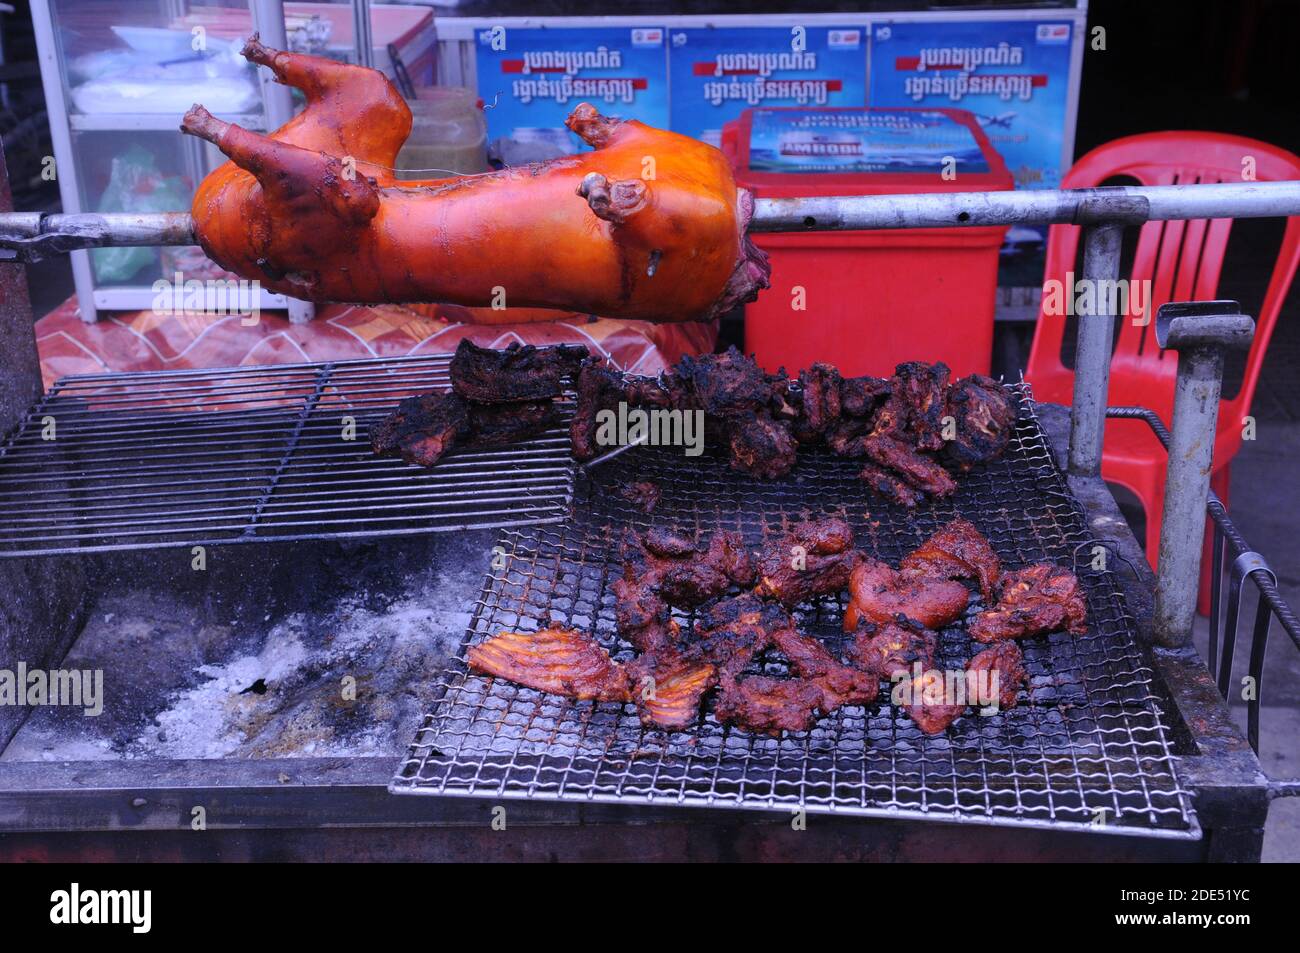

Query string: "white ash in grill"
[[1, 533, 490, 762]]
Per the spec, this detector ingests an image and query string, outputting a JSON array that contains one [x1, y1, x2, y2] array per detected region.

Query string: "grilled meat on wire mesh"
[[900, 518, 1002, 601], [373, 340, 585, 467], [621, 526, 755, 608], [850, 619, 937, 680], [370, 391, 470, 467], [754, 516, 862, 606], [843, 558, 971, 631], [626, 648, 718, 729], [450, 339, 587, 402], [467, 627, 631, 701], [370, 391, 558, 467], [970, 563, 1088, 642], [967, 641, 1027, 711]]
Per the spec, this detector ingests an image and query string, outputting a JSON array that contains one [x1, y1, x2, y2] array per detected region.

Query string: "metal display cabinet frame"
[[2, 176, 1300, 860], [28, 0, 383, 324]]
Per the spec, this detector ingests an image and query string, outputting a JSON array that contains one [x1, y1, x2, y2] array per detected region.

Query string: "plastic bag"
[[92, 144, 190, 283]]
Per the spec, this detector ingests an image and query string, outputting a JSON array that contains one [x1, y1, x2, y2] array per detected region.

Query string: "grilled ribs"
[[970, 563, 1088, 642], [467, 627, 631, 702], [626, 648, 717, 730]]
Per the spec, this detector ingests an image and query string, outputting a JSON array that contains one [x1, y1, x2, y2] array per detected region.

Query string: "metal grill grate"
[[0, 355, 574, 556], [392, 386, 1198, 838]]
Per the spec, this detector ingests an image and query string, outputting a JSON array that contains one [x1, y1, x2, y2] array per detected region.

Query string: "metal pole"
[[1067, 223, 1123, 476], [1152, 302, 1255, 648], [8, 181, 1300, 261], [750, 181, 1300, 232]]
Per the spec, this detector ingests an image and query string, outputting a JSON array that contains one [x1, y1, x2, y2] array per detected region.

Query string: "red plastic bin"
[[722, 107, 1013, 377]]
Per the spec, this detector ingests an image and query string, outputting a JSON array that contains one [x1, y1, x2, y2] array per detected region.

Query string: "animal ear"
[[182, 105, 380, 228], [576, 173, 649, 226]]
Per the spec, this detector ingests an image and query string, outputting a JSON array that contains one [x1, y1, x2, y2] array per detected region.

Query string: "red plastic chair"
[[1025, 132, 1300, 612]]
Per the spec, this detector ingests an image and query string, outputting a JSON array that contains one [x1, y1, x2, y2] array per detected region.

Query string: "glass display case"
[[31, 0, 437, 322]]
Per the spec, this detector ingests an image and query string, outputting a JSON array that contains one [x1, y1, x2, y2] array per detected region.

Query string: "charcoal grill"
[[391, 386, 1196, 837], [0, 355, 574, 556], [1, 160, 1297, 859]]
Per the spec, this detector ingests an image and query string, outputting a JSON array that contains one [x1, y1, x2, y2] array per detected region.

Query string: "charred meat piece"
[[970, 564, 1088, 642], [370, 391, 470, 467], [611, 577, 677, 654], [468, 400, 559, 446], [825, 418, 872, 457], [467, 627, 630, 702], [885, 361, 951, 451], [626, 648, 717, 730], [900, 518, 1001, 601], [898, 668, 966, 735], [617, 479, 661, 513], [714, 674, 826, 734], [450, 339, 587, 403], [844, 558, 970, 632], [690, 593, 783, 679], [570, 360, 627, 461], [840, 374, 891, 419], [622, 527, 754, 608], [851, 620, 937, 680], [967, 641, 1026, 711], [671, 346, 778, 416], [754, 517, 860, 606], [863, 434, 958, 499], [858, 462, 922, 507], [769, 626, 878, 710], [794, 363, 842, 441], [726, 411, 798, 479], [942, 374, 1016, 471]]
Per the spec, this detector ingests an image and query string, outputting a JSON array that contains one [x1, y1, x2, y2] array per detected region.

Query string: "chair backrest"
[[1026, 131, 1300, 424]]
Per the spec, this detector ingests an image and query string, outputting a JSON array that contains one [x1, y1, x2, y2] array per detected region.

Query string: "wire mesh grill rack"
[[392, 385, 1199, 838], [0, 355, 574, 556]]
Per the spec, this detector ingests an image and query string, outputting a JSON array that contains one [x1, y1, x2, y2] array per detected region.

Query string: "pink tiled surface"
[[34, 299, 718, 389]]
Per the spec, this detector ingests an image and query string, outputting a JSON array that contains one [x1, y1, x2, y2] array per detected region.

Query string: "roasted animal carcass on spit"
[[180, 37, 769, 321]]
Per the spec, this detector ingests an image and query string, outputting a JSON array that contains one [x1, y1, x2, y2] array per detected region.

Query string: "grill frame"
[[391, 386, 1200, 840], [0, 354, 576, 556]]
